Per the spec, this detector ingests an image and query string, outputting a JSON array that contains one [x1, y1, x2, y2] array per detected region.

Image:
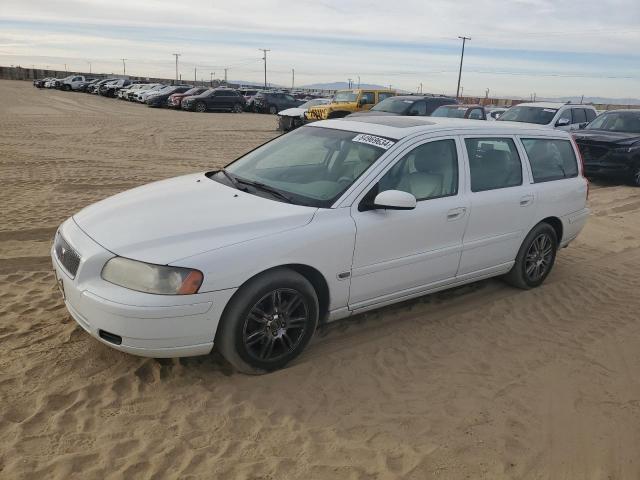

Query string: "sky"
[[1, 0, 639, 99]]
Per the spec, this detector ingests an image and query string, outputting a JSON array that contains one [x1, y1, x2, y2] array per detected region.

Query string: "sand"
[[1, 79, 640, 479]]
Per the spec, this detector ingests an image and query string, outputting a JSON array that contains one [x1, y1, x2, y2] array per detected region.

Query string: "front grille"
[[54, 234, 81, 278]]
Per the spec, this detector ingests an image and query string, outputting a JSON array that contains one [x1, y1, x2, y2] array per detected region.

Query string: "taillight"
[[571, 134, 589, 200]]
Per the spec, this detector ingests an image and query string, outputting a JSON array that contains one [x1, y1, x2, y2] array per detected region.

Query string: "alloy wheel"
[[242, 288, 309, 362], [524, 233, 553, 282], [196, 102, 206, 113]]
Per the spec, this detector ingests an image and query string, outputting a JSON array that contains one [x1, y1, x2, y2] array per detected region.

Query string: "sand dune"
[[1, 80, 640, 479]]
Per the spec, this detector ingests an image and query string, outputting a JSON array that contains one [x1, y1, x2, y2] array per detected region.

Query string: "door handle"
[[447, 207, 467, 220], [520, 195, 534, 207]]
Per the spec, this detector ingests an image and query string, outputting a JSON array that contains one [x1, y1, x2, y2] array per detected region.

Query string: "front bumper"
[[51, 218, 237, 358]]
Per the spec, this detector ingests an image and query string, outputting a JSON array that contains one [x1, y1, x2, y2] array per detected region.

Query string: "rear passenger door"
[[458, 136, 536, 277]]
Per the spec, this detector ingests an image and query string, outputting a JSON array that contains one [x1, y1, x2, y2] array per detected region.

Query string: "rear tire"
[[232, 103, 243, 113], [504, 222, 558, 289], [216, 268, 319, 374], [631, 165, 640, 186]]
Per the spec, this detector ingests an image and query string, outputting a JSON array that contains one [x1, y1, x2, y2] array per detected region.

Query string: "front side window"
[[465, 138, 522, 192], [360, 92, 375, 104], [521, 138, 579, 182], [468, 108, 484, 120], [557, 109, 572, 124], [498, 106, 558, 125], [376, 139, 458, 201], [221, 127, 388, 207], [585, 109, 597, 122]]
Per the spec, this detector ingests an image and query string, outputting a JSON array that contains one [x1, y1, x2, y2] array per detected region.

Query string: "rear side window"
[[521, 138, 579, 182], [465, 138, 522, 192]]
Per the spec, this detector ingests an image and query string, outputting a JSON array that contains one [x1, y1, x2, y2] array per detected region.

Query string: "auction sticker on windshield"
[[352, 134, 395, 150]]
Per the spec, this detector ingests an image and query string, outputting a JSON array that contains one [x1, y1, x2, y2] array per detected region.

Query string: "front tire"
[[631, 165, 640, 186], [504, 222, 558, 289], [268, 105, 278, 114], [195, 102, 207, 113], [216, 268, 319, 374], [232, 103, 243, 113]]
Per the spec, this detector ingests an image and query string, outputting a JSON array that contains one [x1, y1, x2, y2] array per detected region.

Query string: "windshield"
[[432, 106, 466, 118], [586, 112, 640, 133], [371, 98, 412, 114], [220, 126, 390, 207], [498, 106, 558, 125], [334, 91, 358, 102]]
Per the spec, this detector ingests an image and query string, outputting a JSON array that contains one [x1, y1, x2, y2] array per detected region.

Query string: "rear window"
[[521, 138, 579, 183], [498, 106, 557, 125]]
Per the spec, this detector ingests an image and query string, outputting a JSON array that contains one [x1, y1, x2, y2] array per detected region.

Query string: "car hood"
[[278, 107, 306, 117], [574, 130, 640, 146], [73, 173, 317, 264]]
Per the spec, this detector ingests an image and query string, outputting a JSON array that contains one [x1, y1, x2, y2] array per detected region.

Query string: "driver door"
[[348, 137, 470, 310]]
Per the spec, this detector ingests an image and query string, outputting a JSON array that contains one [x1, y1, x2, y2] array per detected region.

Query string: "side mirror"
[[579, 123, 588, 129], [373, 190, 417, 210], [556, 118, 571, 127]]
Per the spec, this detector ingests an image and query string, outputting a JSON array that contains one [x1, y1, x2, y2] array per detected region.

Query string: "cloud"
[[1, 0, 639, 97]]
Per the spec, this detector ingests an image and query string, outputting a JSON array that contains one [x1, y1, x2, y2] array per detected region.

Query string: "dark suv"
[[181, 88, 246, 113], [253, 92, 303, 114], [348, 95, 458, 118], [146, 85, 193, 108]]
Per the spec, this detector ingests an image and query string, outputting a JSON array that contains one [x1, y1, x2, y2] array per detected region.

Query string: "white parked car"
[[278, 98, 331, 131], [52, 117, 589, 373], [498, 102, 597, 130], [135, 84, 166, 102]]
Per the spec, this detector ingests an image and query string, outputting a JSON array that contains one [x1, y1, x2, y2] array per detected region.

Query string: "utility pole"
[[224, 68, 228, 84], [292, 68, 295, 89], [259, 49, 270, 88], [357, 75, 360, 88], [87, 61, 92, 74], [194, 66, 197, 83], [172, 53, 181, 82], [210, 72, 214, 86], [120, 58, 127, 76], [348, 78, 352, 88], [420, 82, 423, 94], [456, 36, 471, 99]]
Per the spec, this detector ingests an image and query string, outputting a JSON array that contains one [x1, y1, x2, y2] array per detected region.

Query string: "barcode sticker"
[[352, 134, 396, 150]]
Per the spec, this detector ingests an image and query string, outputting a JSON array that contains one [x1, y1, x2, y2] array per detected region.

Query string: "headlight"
[[101, 257, 203, 295]]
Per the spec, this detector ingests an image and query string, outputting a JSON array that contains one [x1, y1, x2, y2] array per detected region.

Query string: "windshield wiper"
[[234, 177, 294, 204], [219, 168, 246, 191]]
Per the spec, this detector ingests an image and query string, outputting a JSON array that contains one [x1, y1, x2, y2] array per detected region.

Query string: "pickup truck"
[[61, 75, 94, 91]]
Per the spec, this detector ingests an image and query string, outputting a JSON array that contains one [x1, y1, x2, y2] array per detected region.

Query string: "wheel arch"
[[538, 216, 563, 243], [222, 264, 331, 325], [327, 110, 351, 119]]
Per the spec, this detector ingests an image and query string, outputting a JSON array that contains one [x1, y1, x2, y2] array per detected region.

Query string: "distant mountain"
[[540, 96, 640, 106], [299, 81, 407, 92]]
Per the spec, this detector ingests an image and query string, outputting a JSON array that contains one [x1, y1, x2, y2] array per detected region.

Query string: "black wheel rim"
[[525, 233, 553, 281], [196, 103, 206, 112], [634, 168, 640, 186], [242, 288, 309, 362]]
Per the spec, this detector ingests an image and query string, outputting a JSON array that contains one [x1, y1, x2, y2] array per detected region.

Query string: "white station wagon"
[[52, 117, 589, 373]]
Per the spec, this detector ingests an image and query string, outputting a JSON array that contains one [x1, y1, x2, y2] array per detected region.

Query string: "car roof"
[[309, 116, 571, 140], [514, 102, 595, 110], [386, 95, 457, 102], [438, 104, 483, 108]]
